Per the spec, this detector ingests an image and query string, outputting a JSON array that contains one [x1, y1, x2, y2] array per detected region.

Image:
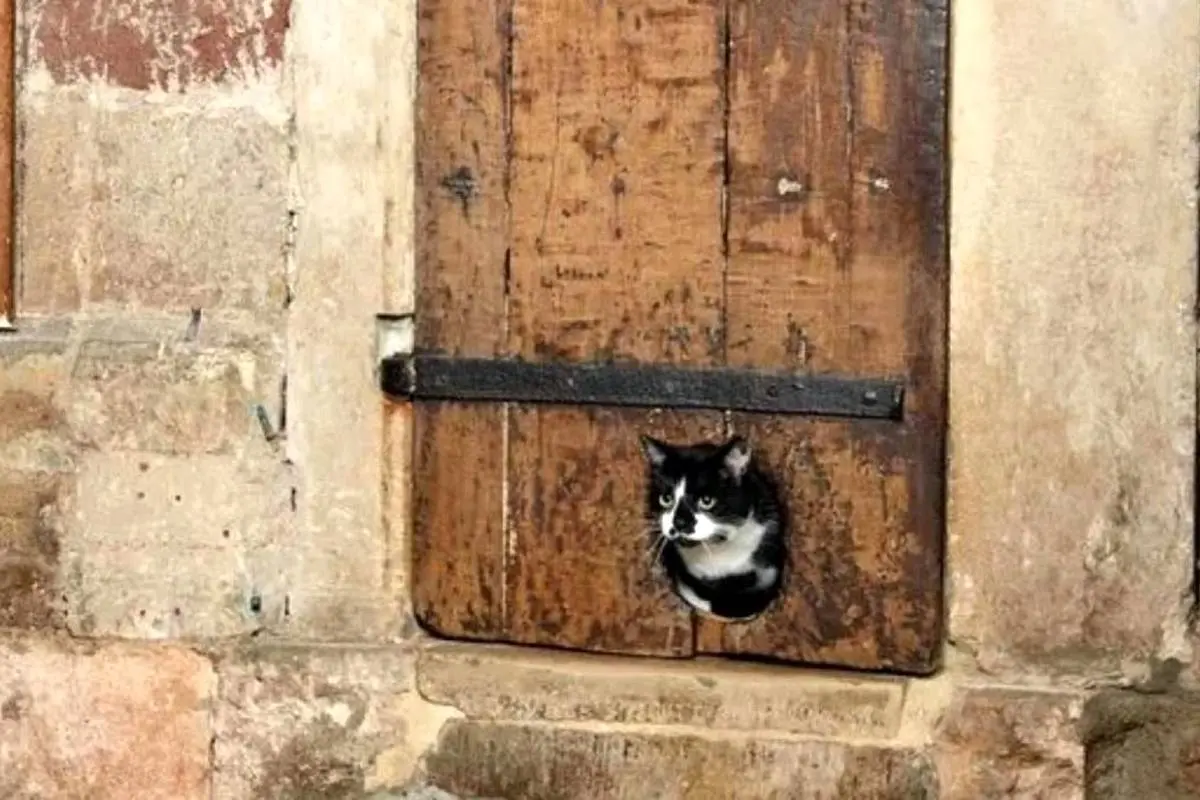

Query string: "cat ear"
[[640, 435, 669, 467], [722, 436, 752, 479]]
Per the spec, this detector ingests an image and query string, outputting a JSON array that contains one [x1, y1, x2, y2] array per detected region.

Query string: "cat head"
[[640, 434, 755, 546]]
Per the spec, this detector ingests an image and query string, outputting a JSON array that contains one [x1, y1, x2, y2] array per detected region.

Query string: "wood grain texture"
[[411, 403, 507, 639], [724, 0, 850, 373], [695, 422, 929, 670], [411, 0, 510, 639], [413, 0, 949, 671], [0, 0, 13, 326], [860, 0, 948, 669], [506, 408, 720, 655], [700, 0, 947, 673], [415, 0, 509, 357], [502, 0, 727, 655], [507, 0, 726, 363]]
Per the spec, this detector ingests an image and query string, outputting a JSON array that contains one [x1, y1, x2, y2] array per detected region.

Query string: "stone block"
[[935, 687, 1084, 799], [67, 339, 274, 455], [0, 339, 72, 472], [948, 0, 1198, 675], [0, 338, 74, 631], [0, 561, 56, 631], [213, 646, 458, 798], [418, 643, 904, 738], [0, 637, 213, 799], [31, 0, 290, 91], [282, 0, 415, 642], [0, 470, 59, 538], [0, 470, 63, 630], [19, 93, 289, 315], [423, 720, 936, 800], [1082, 689, 1200, 800], [59, 451, 292, 638], [0, 388, 62, 447]]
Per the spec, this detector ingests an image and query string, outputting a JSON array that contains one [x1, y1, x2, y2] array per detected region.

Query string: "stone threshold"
[[415, 639, 913, 743]]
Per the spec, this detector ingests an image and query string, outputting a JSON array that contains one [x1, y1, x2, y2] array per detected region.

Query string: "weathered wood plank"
[[853, 0, 949, 669], [411, 0, 510, 639], [502, 0, 728, 655], [700, 0, 947, 673], [505, 408, 719, 655], [695, 422, 924, 670], [842, 0, 947, 671], [723, 0, 852, 374], [415, 0, 510, 357], [412, 403, 507, 638]]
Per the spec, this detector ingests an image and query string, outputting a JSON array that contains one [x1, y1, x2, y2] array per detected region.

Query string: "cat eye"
[[697, 496, 716, 510], [658, 492, 674, 508]]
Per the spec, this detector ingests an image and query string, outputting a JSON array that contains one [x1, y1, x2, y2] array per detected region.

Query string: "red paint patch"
[[35, 0, 291, 91]]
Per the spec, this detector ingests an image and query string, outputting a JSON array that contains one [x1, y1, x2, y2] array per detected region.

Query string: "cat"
[[640, 434, 786, 621]]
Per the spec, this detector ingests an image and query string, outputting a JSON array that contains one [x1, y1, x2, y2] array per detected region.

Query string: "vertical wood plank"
[[695, 422, 921, 669], [415, 0, 510, 357], [847, 0, 949, 667], [846, 0, 933, 378], [723, 0, 851, 374], [703, 0, 947, 672], [507, 0, 727, 364], [503, 0, 727, 655], [0, 0, 14, 328], [411, 0, 511, 639], [411, 403, 508, 638], [506, 409, 720, 655]]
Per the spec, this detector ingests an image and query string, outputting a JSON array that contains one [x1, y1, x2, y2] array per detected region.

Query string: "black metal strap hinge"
[[379, 353, 904, 420]]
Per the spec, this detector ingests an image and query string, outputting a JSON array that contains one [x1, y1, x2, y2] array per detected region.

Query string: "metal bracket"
[[380, 353, 904, 420]]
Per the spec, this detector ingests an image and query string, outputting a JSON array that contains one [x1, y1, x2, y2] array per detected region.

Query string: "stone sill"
[[415, 639, 916, 744]]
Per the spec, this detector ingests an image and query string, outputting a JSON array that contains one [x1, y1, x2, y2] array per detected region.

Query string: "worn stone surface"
[[0, 470, 63, 629], [59, 451, 293, 638], [283, 0, 414, 640], [0, 315, 290, 634], [0, 339, 72, 630], [423, 720, 936, 800], [0, 637, 214, 799], [19, 90, 289, 315], [213, 646, 459, 799], [934, 687, 1085, 799], [419, 643, 904, 738], [68, 338, 277, 454], [367, 788, 464, 800], [383, 402, 415, 624], [29, 0, 290, 91], [1081, 689, 1200, 800], [948, 0, 1198, 676], [0, 335, 72, 472], [1, 316, 283, 456]]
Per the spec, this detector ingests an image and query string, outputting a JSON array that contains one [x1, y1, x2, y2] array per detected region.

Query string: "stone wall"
[[0, 0, 1197, 798]]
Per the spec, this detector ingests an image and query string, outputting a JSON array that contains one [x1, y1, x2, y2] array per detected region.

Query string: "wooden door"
[[412, 0, 947, 674]]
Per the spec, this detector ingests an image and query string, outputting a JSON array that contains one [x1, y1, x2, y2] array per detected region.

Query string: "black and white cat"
[[640, 434, 786, 621]]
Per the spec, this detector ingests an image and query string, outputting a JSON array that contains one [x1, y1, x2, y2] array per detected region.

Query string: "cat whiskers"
[[644, 531, 669, 566]]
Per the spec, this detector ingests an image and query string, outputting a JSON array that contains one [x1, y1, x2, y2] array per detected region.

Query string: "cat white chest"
[[680, 518, 768, 579]]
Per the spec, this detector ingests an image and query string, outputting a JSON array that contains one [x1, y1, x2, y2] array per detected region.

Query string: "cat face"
[[640, 435, 755, 546]]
